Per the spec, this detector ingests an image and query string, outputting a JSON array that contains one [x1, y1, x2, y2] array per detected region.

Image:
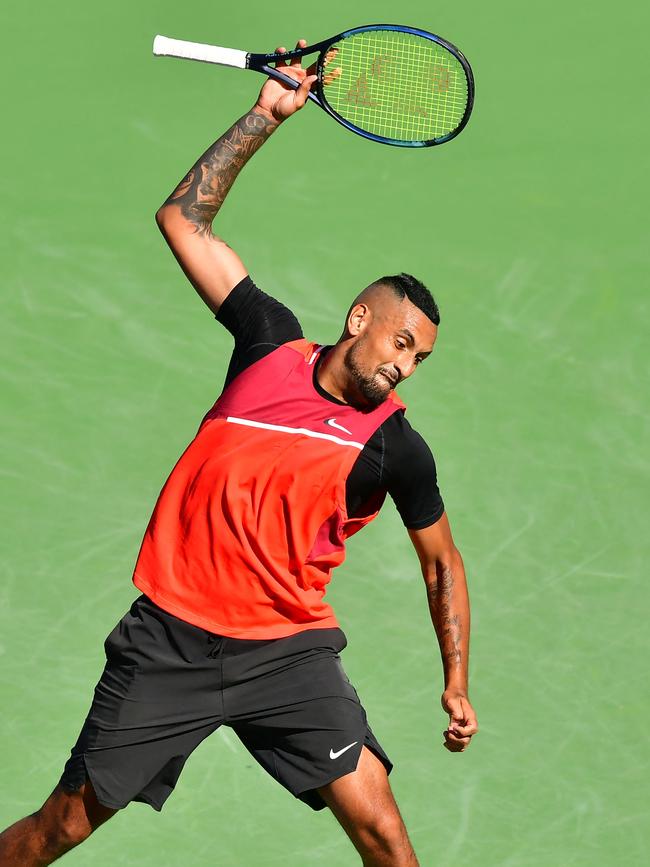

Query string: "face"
[[343, 297, 438, 408]]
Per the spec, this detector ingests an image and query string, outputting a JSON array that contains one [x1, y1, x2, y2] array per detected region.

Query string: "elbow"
[[155, 205, 177, 242], [155, 206, 168, 230], [422, 545, 463, 583], [155, 201, 180, 231]]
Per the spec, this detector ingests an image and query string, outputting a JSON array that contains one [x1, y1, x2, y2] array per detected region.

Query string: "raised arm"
[[408, 514, 478, 752], [155, 40, 316, 315]]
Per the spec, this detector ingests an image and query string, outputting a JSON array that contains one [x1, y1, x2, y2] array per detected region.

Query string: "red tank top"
[[133, 340, 405, 638]]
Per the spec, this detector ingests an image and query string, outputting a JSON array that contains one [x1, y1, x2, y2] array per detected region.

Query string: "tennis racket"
[[153, 25, 474, 148]]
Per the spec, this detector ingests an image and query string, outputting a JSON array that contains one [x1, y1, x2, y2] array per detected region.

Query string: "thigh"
[[42, 781, 117, 835], [318, 747, 417, 864], [228, 633, 393, 810], [317, 744, 399, 820], [60, 596, 224, 811]]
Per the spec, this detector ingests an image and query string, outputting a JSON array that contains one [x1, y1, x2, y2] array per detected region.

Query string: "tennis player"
[[0, 41, 477, 866]]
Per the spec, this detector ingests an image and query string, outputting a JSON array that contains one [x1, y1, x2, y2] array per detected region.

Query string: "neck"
[[316, 342, 364, 407]]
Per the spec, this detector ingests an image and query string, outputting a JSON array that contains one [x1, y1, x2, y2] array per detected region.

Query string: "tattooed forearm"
[[163, 110, 278, 235], [442, 614, 462, 666], [427, 563, 463, 668]]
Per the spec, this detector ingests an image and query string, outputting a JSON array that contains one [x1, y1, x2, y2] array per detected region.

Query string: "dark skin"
[[0, 39, 476, 867]]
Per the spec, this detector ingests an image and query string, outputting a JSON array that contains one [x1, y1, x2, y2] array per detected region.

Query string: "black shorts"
[[60, 596, 391, 812]]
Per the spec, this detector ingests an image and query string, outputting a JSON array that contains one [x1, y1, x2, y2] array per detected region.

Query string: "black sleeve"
[[216, 276, 303, 388], [383, 414, 445, 530]]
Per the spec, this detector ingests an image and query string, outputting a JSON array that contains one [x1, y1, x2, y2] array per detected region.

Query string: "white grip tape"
[[153, 35, 247, 69]]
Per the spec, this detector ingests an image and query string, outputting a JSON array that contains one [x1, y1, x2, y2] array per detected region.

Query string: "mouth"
[[378, 370, 398, 388]]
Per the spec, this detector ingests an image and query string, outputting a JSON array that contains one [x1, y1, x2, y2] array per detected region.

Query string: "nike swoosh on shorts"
[[329, 741, 358, 760]]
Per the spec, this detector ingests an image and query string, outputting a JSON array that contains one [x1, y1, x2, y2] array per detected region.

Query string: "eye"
[[395, 339, 406, 350]]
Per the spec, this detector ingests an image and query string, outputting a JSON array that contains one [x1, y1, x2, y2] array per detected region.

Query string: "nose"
[[394, 358, 416, 382]]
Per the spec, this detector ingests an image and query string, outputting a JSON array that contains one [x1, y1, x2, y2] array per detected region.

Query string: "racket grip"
[[153, 35, 247, 69]]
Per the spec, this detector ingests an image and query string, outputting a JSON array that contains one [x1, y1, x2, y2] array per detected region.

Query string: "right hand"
[[254, 39, 317, 122]]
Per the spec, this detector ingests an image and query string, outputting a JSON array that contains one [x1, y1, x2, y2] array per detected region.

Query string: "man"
[[0, 40, 477, 866]]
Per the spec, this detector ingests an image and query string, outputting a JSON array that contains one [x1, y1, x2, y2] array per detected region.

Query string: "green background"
[[1, 0, 647, 864]]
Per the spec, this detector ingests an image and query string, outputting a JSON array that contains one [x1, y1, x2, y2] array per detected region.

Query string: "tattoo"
[[165, 110, 278, 235], [427, 564, 462, 667], [426, 581, 438, 606], [170, 169, 194, 200]]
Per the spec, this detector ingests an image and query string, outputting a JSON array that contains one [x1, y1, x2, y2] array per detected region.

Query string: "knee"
[[34, 796, 94, 856], [51, 811, 92, 851], [360, 812, 411, 859]]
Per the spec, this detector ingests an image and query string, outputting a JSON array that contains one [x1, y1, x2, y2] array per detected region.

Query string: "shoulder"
[[216, 275, 304, 389], [380, 411, 436, 467], [216, 275, 303, 341], [379, 411, 444, 530]]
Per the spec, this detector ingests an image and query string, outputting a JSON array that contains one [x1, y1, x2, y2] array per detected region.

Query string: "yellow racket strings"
[[322, 30, 468, 141]]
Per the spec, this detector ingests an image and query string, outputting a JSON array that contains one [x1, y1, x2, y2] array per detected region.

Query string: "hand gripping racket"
[[153, 25, 474, 148]]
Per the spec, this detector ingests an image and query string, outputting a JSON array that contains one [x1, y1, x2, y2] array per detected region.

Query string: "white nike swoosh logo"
[[329, 741, 358, 760], [324, 418, 352, 436]]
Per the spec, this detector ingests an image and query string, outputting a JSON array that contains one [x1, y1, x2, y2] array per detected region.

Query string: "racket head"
[[314, 25, 474, 148]]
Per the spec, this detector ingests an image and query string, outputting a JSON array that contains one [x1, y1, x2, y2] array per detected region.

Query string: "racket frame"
[[248, 25, 474, 147]]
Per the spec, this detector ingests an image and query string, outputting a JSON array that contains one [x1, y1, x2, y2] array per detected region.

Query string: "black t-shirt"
[[216, 277, 444, 530]]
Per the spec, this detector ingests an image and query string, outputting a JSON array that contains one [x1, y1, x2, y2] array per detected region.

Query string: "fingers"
[[445, 695, 477, 724], [443, 728, 472, 752], [293, 74, 317, 108], [449, 721, 478, 738], [449, 707, 478, 737], [265, 38, 315, 114], [273, 46, 288, 68], [274, 39, 306, 68], [456, 697, 479, 731], [290, 38, 306, 66], [441, 692, 478, 752]]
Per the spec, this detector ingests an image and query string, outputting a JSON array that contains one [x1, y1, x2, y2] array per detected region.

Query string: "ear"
[[347, 303, 370, 337]]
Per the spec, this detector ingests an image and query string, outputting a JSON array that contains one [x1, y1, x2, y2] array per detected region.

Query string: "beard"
[[343, 341, 394, 409]]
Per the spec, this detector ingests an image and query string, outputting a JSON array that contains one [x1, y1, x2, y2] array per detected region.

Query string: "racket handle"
[[153, 35, 247, 69]]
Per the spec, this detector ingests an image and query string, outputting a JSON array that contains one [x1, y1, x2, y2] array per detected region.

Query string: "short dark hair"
[[371, 273, 440, 325]]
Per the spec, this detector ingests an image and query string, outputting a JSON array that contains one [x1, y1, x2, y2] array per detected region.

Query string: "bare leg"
[[0, 781, 116, 866], [317, 746, 419, 867]]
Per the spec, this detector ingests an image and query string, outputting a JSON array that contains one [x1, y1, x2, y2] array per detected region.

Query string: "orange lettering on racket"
[[371, 55, 393, 80], [346, 75, 377, 107], [430, 64, 451, 92], [395, 101, 428, 118]]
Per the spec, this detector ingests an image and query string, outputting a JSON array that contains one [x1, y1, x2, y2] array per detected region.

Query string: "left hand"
[[441, 690, 478, 752], [254, 39, 317, 123]]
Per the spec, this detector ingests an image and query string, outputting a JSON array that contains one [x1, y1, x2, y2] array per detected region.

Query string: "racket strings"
[[321, 31, 469, 143]]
